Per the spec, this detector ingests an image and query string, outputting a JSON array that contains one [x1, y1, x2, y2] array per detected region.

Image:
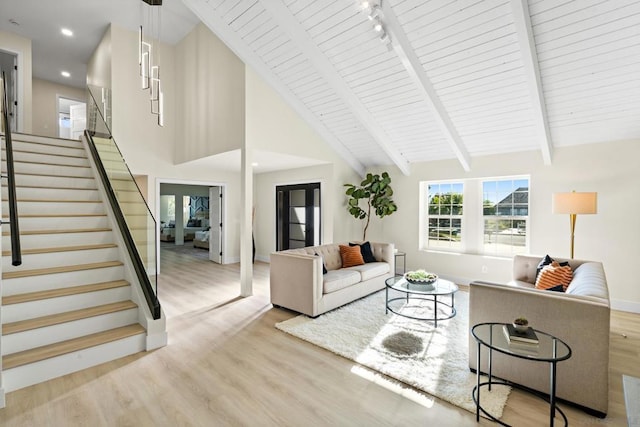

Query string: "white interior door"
[[69, 103, 86, 140], [209, 186, 222, 264]]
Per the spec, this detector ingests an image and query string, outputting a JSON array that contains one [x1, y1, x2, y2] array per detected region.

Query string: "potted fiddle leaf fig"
[[344, 172, 398, 241]]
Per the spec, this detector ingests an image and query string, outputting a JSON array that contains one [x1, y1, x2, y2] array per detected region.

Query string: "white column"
[[240, 147, 253, 296], [175, 195, 184, 245]]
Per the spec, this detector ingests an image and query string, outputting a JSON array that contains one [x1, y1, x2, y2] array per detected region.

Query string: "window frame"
[[421, 180, 465, 253], [420, 175, 530, 257], [480, 177, 530, 257]]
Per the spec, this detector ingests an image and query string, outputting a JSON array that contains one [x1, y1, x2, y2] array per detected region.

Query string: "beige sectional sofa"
[[469, 254, 610, 417], [270, 242, 394, 317]]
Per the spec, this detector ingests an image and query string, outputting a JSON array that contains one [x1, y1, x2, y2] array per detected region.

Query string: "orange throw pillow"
[[339, 244, 365, 268], [535, 261, 573, 291]]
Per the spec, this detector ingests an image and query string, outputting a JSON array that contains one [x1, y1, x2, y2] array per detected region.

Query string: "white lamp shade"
[[552, 192, 597, 215]]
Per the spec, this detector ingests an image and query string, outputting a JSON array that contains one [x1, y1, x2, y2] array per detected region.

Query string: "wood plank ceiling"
[[184, 0, 640, 175]]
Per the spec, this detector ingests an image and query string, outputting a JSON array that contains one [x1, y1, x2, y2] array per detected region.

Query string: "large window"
[[427, 182, 463, 250], [482, 178, 529, 256], [422, 176, 529, 257]]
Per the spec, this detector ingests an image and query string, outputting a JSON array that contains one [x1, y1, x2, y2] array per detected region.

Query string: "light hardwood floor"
[[0, 245, 637, 426]]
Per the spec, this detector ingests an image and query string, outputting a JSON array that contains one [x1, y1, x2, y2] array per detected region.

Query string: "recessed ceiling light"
[[61, 71, 71, 78], [61, 28, 73, 37], [251, 162, 259, 167]]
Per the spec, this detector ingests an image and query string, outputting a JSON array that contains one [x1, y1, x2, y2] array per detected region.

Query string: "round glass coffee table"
[[384, 275, 458, 327]]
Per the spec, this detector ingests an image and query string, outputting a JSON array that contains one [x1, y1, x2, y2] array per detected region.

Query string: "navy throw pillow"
[[315, 253, 327, 274], [349, 241, 376, 263], [546, 284, 565, 292]]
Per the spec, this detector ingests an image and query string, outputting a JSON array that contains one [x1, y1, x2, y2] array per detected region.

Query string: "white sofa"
[[270, 242, 394, 317], [469, 254, 610, 417]]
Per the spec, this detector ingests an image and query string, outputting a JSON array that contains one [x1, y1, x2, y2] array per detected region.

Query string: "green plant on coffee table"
[[404, 269, 438, 284]]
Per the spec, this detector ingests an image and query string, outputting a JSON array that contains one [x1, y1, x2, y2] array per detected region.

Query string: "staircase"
[[0, 132, 150, 394]]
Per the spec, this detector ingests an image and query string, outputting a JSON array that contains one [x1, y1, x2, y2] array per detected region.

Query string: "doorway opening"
[[57, 96, 86, 140], [276, 182, 321, 251], [157, 181, 225, 270], [0, 49, 18, 131]]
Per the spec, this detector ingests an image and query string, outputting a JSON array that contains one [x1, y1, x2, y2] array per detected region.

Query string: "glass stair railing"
[[86, 85, 160, 319]]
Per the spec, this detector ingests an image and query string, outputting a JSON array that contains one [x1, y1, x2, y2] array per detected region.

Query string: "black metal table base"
[[472, 380, 568, 426], [385, 291, 456, 327]]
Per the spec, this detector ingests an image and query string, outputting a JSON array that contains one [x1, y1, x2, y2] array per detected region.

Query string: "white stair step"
[[3, 302, 138, 354], [3, 310, 139, 356], [3, 279, 130, 305], [2, 265, 124, 297], [3, 230, 114, 250], [3, 187, 101, 201], [2, 325, 146, 393], [9, 133, 84, 148], [2, 151, 90, 167], [3, 286, 133, 332], [3, 214, 109, 231], [2, 245, 120, 270], [4, 140, 86, 158], [2, 263, 125, 295], [2, 200, 105, 215], [2, 162, 93, 177], [12, 173, 96, 189]]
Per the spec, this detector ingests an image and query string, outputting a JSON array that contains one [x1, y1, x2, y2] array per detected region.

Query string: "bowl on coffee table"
[[404, 270, 438, 290]]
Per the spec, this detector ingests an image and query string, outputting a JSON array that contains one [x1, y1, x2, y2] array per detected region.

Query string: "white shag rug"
[[276, 290, 510, 418]]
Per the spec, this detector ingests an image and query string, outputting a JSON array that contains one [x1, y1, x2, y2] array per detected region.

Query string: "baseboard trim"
[[611, 299, 640, 314], [255, 254, 269, 263]]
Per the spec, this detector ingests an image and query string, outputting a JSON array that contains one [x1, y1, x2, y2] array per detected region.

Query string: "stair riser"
[[2, 286, 132, 324], [12, 174, 96, 189], [8, 215, 109, 231], [10, 133, 85, 148], [2, 162, 93, 177], [3, 309, 138, 355], [2, 247, 120, 270], [2, 200, 105, 215], [3, 187, 101, 201], [6, 141, 87, 157], [2, 333, 146, 393], [1, 152, 89, 167], [2, 230, 114, 249], [2, 265, 125, 295]]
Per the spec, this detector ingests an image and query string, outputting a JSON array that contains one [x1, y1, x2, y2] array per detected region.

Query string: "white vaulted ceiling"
[[1, 0, 638, 174], [184, 0, 640, 175]]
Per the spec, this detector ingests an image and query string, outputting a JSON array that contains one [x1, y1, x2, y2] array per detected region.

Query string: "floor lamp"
[[552, 191, 597, 259]]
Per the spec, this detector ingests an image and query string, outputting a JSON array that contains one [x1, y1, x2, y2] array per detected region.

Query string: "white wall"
[[0, 30, 32, 133], [246, 67, 362, 260], [86, 27, 111, 89], [175, 23, 245, 163], [85, 24, 243, 262], [32, 78, 86, 138], [365, 140, 640, 312]]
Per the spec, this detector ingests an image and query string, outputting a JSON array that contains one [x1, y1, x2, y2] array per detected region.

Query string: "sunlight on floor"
[[350, 365, 435, 408]]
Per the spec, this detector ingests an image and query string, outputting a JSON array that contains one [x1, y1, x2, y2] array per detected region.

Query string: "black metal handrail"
[[84, 130, 161, 319], [1, 71, 21, 266]]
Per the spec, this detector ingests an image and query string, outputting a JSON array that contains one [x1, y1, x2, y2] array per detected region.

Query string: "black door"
[[276, 183, 321, 250]]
